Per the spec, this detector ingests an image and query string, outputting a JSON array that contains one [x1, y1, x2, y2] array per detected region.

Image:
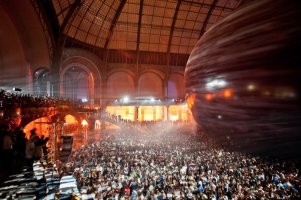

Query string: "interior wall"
[[4, 0, 51, 71], [61, 53, 102, 105], [168, 73, 185, 98], [106, 71, 135, 100], [0, 0, 51, 92], [0, 6, 27, 90], [138, 72, 163, 97], [62, 66, 91, 103]]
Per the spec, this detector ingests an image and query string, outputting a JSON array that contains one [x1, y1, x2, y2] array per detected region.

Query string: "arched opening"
[[33, 68, 49, 95], [23, 116, 53, 139], [62, 65, 94, 103], [63, 114, 79, 136], [138, 72, 163, 98], [107, 71, 135, 100]]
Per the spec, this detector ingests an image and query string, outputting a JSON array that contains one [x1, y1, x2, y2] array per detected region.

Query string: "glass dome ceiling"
[[52, 0, 241, 54]]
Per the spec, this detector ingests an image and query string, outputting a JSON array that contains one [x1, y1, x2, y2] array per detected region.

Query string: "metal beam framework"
[[167, 0, 182, 58], [136, 0, 144, 52], [74, 1, 95, 40], [104, 0, 127, 49], [60, 0, 83, 34], [199, 0, 218, 38], [182, 0, 232, 11], [36, 0, 61, 43], [31, 0, 55, 58], [84, 1, 102, 43]]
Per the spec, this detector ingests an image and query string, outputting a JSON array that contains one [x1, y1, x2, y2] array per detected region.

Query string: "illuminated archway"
[[33, 68, 49, 95], [23, 116, 53, 139]]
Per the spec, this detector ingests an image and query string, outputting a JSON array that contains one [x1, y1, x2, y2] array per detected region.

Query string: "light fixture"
[[81, 119, 88, 126], [13, 87, 22, 92], [123, 96, 129, 103], [247, 84, 256, 91]]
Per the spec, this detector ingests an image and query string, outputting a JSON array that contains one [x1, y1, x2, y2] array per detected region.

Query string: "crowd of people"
[[1, 89, 301, 199], [59, 128, 300, 199], [0, 89, 70, 109], [0, 89, 93, 127]]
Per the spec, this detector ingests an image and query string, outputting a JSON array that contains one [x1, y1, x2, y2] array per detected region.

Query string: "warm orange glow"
[[24, 117, 52, 139], [81, 119, 88, 126], [106, 106, 135, 121], [106, 105, 191, 122], [144, 109, 154, 121], [186, 93, 196, 109], [155, 106, 163, 121], [223, 89, 233, 98], [138, 106, 154, 121], [65, 114, 77, 124], [16, 108, 21, 116], [205, 93, 214, 101]]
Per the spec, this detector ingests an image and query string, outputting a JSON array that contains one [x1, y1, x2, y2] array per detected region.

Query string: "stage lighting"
[[13, 87, 22, 92]]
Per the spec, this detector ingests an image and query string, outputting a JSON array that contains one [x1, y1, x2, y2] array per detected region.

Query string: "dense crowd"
[[61, 129, 300, 199], [0, 89, 66, 109]]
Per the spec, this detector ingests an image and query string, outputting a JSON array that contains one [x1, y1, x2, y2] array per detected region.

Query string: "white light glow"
[[95, 120, 101, 130], [81, 119, 88, 126], [206, 79, 227, 90], [247, 84, 255, 91], [123, 96, 129, 103], [170, 115, 178, 121]]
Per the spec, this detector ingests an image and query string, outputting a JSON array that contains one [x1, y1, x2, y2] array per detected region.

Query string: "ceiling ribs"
[[199, 0, 218, 38], [182, 0, 232, 11], [73, 1, 95, 40], [167, 0, 182, 55], [104, 0, 127, 49], [136, 0, 144, 52], [60, 0, 83, 34], [83, 1, 102, 43]]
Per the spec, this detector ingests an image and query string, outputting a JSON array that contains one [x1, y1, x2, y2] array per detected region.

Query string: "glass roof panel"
[[68, 25, 77, 37], [152, 16, 163, 26], [74, 29, 87, 42], [108, 0, 139, 50], [58, 14, 64, 24], [170, 45, 179, 53], [184, 21, 194, 29], [149, 43, 159, 52], [140, 43, 149, 51], [178, 46, 188, 54], [52, 0, 240, 53], [86, 34, 97, 46], [171, 36, 181, 46]]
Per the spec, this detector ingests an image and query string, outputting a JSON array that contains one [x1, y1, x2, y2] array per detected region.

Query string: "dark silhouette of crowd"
[[0, 126, 49, 182]]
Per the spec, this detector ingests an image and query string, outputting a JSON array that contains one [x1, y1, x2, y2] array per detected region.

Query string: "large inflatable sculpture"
[[185, 0, 301, 160]]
